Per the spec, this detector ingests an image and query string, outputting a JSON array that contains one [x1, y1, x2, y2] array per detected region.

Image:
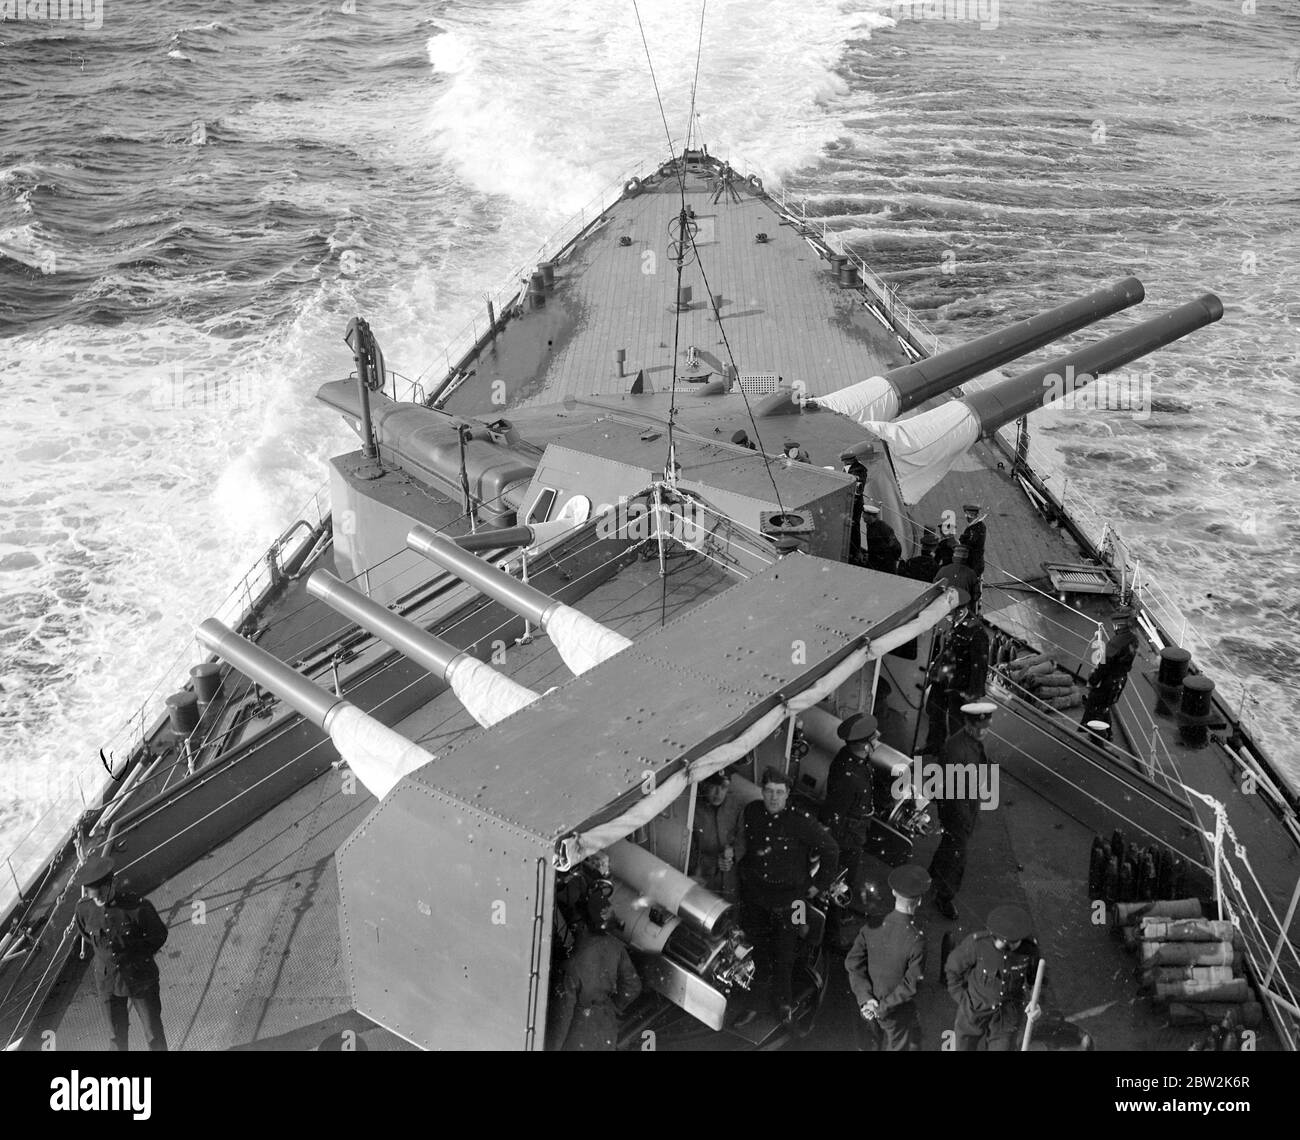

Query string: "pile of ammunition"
[[1092, 832, 1262, 1041]]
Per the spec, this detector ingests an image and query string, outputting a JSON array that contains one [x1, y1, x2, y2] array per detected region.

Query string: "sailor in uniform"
[[552, 891, 643, 1051], [1080, 606, 1140, 731], [862, 504, 902, 574], [935, 532, 957, 567], [927, 701, 997, 920], [959, 503, 987, 578], [845, 865, 930, 1051], [820, 714, 881, 913], [841, 450, 870, 565], [690, 770, 744, 899], [736, 766, 839, 1020], [944, 904, 1041, 1051], [72, 855, 170, 1052], [933, 544, 979, 611], [899, 532, 941, 582]]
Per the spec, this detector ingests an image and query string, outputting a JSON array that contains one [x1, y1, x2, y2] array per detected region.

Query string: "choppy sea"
[[2, 0, 1298, 870]]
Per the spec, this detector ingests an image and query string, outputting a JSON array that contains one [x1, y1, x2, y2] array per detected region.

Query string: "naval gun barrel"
[[196, 618, 342, 729], [454, 526, 533, 553], [407, 524, 559, 626], [452, 517, 586, 554], [787, 277, 1145, 422], [606, 839, 732, 936], [408, 522, 632, 675], [885, 275, 1146, 414], [307, 571, 468, 680], [307, 569, 541, 727], [198, 617, 437, 799], [872, 294, 1223, 504], [964, 292, 1223, 436]]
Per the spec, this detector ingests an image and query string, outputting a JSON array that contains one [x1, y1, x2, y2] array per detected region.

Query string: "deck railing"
[[393, 160, 653, 408], [0, 486, 331, 920], [774, 189, 944, 359], [993, 423, 1265, 747]]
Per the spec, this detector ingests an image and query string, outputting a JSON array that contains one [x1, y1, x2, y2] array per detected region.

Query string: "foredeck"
[[442, 173, 908, 417], [19, 159, 1297, 1054]]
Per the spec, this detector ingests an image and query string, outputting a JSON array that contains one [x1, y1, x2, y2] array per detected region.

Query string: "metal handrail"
[[995, 422, 1263, 744], [0, 482, 334, 917], [773, 192, 943, 358], [392, 160, 652, 407]]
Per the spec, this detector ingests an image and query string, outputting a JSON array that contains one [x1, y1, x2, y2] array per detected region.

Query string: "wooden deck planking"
[[517, 178, 898, 408]]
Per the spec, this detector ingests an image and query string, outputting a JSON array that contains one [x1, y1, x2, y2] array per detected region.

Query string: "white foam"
[[422, 0, 888, 215]]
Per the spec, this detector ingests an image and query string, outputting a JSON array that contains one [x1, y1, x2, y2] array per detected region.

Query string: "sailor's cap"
[[730, 430, 750, 444], [962, 503, 982, 513], [782, 440, 801, 450], [862, 504, 881, 516], [74, 855, 116, 888], [920, 533, 939, 548], [952, 544, 970, 557], [840, 445, 878, 463], [1085, 720, 1111, 732], [837, 713, 879, 743], [888, 865, 931, 899], [960, 701, 997, 721], [987, 904, 1033, 942]]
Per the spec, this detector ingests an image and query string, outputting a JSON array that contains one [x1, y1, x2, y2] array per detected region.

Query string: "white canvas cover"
[[547, 603, 633, 675], [446, 656, 540, 728], [858, 402, 980, 504], [325, 703, 437, 801], [812, 375, 899, 423]]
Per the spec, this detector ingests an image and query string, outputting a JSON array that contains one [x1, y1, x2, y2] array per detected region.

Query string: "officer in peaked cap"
[[821, 715, 881, 919], [730, 429, 756, 450], [959, 503, 987, 578], [845, 864, 930, 1051], [927, 702, 997, 920], [72, 855, 170, 1051], [861, 505, 902, 575], [944, 903, 1041, 1050], [736, 767, 839, 1021], [840, 444, 878, 469], [74, 855, 116, 889]]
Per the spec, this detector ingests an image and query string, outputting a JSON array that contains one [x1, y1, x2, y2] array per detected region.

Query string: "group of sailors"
[[680, 698, 1039, 1050]]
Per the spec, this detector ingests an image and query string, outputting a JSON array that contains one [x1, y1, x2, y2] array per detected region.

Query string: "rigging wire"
[[686, 0, 707, 151], [631, 0, 787, 522]]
